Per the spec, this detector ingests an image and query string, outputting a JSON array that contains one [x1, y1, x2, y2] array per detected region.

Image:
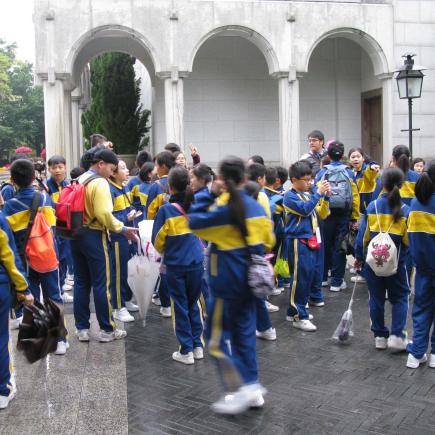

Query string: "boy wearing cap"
[[72, 149, 138, 343]]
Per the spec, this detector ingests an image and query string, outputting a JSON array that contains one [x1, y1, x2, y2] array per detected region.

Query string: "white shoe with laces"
[[114, 307, 135, 322], [310, 301, 325, 307], [99, 329, 127, 342], [271, 287, 283, 296], [256, 327, 277, 341], [406, 353, 427, 369], [286, 314, 314, 321], [152, 296, 161, 306], [172, 351, 194, 365], [55, 341, 69, 355], [330, 281, 347, 292], [10, 316, 23, 330], [193, 347, 204, 360], [62, 283, 73, 292], [125, 300, 139, 312], [160, 307, 171, 318], [375, 337, 388, 349], [292, 319, 317, 332], [0, 391, 15, 409], [321, 280, 330, 287], [265, 301, 279, 312], [350, 275, 366, 283], [212, 384, 266, 415], [76, 329, 90, 342], [62, 292, 74, 303], [387, 334, 409, 351], [429, 354, 435, 368]]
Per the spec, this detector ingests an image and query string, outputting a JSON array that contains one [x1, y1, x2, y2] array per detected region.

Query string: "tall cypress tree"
[[81, 52, 150, 154]]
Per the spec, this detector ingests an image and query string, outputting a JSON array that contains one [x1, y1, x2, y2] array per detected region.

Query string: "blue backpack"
[[323, 164, 353, 210]]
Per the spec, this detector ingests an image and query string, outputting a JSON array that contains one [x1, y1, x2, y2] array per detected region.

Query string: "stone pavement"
[[2, 272, 435, 434]]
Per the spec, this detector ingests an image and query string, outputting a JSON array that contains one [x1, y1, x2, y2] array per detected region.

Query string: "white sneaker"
[[76, 329, 90, 342], [387, 334, 409, 351], [310, 300, 325, 307], [0, 391, 15, 409], [10, 316, 23, 330], [152, 296, 161, 306], [172, 351, 194, 365], [62, 283, 73, 292], [429, 354, 435, 368], [99, 329, 127, 342], [406, 353, 427, 369], [271, 287, 283, 296], [286, 314, 314, 321], [350, 275, 366, 283], [125, 300, 139, 312], [330, 281, 347, 292], [321, 280, 330, 287], [375, 337, 388, 349], [256, 327, 277, 341], [114, 307, 135, 323], [265, 301, 279, 313], [193, 347, 204, 360], [55, 341, 69, 355], [249, 390, 265, 408], [160, 307, 172, 318], [62, 293, 74, 303], [211, 384, 266, 415], [66, 273, 74, 282], [292, 319, 317, 332]]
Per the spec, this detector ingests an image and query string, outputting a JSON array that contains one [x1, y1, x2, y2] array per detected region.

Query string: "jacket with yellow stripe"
[[78, 170, 124, 234], [138, 181, 152, 218], [126, 176, 142, 210], [151, 196, 204, 268], [283, 188, 330, 239], [0, 211, 28, 294], [407, 194, 435, 275], [188, 189, 275, 299], [355, 194, 410, 264], [373, 169, 419, 206], [3, 187, 57, 257], [46, 177, 69, 204], [353, 162, 380, 214], [146, 175, 169, 220], [109, 180, 134, 241], [315, 161, 361, 220]]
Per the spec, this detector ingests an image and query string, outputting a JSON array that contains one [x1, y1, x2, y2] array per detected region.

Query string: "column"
[[164, 74, 184, 147], [71, 89, 82, 167], [379, 74, 394, 167], [63, 89, 74, 168], [277, 70, 300, 167]]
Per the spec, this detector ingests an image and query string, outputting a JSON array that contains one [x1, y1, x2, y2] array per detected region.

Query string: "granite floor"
[[2, 271, 435, 435]]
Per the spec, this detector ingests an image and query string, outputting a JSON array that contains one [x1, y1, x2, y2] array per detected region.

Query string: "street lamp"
[[394, 54, 425, 159]]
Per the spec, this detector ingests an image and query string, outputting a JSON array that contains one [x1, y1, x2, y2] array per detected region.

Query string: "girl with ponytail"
[[188, 156, 275, 415], [406, 161, 435, 369], [355, 167, 411, 353]]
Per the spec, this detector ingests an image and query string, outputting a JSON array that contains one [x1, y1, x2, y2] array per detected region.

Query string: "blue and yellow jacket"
[[1, 181, 15, 203], [46, 177, 69, 204], [146, 175, 169, 220], [407, 193, 435, 275], [263, 186, 284, 239], [3, 187, 57, 256], [137, 181, 152, 218], [373, 170, 419, 206], [355, 194, 410, 264], [0, 211, 28, 294], [315, 161, 361, 220], [353, 162, 380, 214], [127, 176, 142, 211], [188, 190, 275, 299], [109, 180, 134, 241], [151, 197, 204, 268], [283, 188, 330, 239]]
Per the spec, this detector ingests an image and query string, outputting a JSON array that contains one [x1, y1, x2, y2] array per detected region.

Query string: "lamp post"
[[394, 54, 425, 160]]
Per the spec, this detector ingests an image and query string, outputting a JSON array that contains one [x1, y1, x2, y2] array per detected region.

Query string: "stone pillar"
[[71, 89, 82, 167], [63, 89, 74, 168], [164, 73, 184, 147], [379, 73, 394, 167], [276, 69, 300, 167]]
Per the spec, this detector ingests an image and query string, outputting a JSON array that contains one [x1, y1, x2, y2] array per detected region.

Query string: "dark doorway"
[[361, 90, 383, 165]]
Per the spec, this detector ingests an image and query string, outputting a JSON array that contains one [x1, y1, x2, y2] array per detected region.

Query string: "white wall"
[[392, 0, 435, 160], [184, 36, 279, 166]]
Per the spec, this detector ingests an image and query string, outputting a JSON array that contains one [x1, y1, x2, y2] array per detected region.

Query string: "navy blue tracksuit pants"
[[407, 271, 435, 359], [71, 229, 116, 332], [364, 262, 410, 338], [110, 238, 133, 310], [0, 284, 12, 398], [256, 298, 272, 332], [166, 265, 204, 354]]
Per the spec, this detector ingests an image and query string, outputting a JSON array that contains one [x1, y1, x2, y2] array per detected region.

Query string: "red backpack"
[[56, 175, 101, 239]]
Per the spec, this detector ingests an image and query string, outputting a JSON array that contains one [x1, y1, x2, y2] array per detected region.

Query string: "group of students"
[[0, 131, 433, 414]]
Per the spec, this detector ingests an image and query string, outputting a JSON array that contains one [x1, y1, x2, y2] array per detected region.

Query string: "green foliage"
[[81, 52, 150, 154], [0, 39, 45, 162]]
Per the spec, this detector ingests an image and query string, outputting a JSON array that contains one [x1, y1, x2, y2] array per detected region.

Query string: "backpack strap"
[[23, 192, 41, 255], [81, 174, 103, 186]]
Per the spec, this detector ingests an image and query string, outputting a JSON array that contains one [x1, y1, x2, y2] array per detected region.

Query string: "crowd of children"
[[0, 131, 433, 413]]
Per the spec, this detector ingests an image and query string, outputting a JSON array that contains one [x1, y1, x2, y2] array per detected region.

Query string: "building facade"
[[34, 0, 435, 168]]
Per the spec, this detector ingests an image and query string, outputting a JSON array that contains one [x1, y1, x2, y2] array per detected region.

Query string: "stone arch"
[[65, 24, 159, 88], [304, 27, 390, 77], [188, 25, 280, 76]]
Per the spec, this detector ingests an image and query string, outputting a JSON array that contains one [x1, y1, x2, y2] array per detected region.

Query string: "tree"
[[81, 52, 150, 154], [0, 39, 45, 162]]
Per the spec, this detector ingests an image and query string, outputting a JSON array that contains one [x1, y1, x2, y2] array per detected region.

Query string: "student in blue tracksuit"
[[406, 162, 435, 369], [109, 160, 139, 323], [147, 151, 175, 317], [0, 181, 15, 204], [283, 161, 331, 332], [136, 162, 155, 220], [152, 166, 204, 365], [46, 155, 74, 303], [0, 210, 32, 409], [127, 150, 153, 212], [315, 141, 360, 292], [354, 168, 410, 352], [188, 156, 275, 415], [3, 159, 68, 355]]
